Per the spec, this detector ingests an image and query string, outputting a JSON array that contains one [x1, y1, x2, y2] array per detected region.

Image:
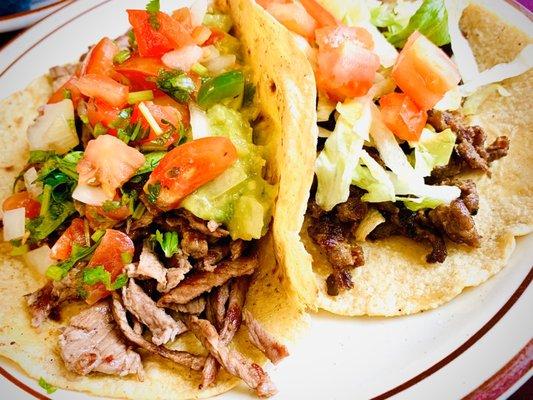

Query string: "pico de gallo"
[[1, 1, 286, 395], [259, 0, 527, 296]]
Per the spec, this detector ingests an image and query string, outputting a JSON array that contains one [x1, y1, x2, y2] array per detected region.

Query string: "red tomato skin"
[[379, 92, 427, 141], [300, 0, 338, 27], [316, 25, 379, 101], [48, 77, 83, 107], [85, 229, 134, 305], [75, 74, 129, 107], [2, 192, 40, 218], [115, 56, 168, 90], [145, 137, 238, 211], [392, 31, 461, 110], [127, 10, 193, 58], [50, 218, 86, 261], [86, 98, 122, 134], [84, 37, 118, 77]]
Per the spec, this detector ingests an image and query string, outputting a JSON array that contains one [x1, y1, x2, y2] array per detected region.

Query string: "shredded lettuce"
[[411, 128, 456, 177], [354, 208, 385, 241], [385, 0, 450, 48], [315, 99, 371, 211], [352, 150, 395, 203]]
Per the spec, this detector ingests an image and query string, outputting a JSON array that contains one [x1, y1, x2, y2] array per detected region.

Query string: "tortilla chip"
[[297, 4, 533, 316], [0, 0, 309, 398]]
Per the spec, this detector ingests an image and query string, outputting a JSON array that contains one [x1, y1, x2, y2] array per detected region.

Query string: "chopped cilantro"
[[152, 230, 179, 258], [146, 182, 161, 204], [114, 49, 131, 64], [29, 150, 55, 164], [83, 265, 129, 290], [132, 202, 146, 219], [38, 377, 57, 394], [102, 200, 121, 212], [91, 229, 105, 242], [146, 0, 160, 30], [134, 152, 166, 176], [46, 242, 99, 281], [156, 69, 196, 103], [63, 88, 72, 100]]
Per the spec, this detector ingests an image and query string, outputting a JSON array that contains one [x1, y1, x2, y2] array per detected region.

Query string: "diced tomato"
[[75, 74, 129, 107], [162, 44, 203, 72], [132, 100, 186, 147], [266, 2, 318, 41], [127, 10, 193, 58], [144, 137, 238, 210], [2, 191, 40, 219], [379, 92, 427, 141], [86, 98, 122, 134], [48, 77, 83, 106], [82, 37, 118, 77], [85, 229, 134, 304], [77, 135, 145, 198], [300, 0, 338, 28], [115, 55, 167, 90], [316, 25, 380, 101], [50, 218, 86, 261], [392, 31, 461, 111], [85, 203, 131, 230]]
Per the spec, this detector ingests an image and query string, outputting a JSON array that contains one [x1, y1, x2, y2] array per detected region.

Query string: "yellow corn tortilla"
[[0, 0, 313, 398], [292, 4, 532, 316]]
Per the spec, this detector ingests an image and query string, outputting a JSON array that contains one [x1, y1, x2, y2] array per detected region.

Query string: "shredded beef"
[[59, 302, 144, 378], [181, 228, 209, 259], [182, 315, 277, 397], [206, 283, 230, 331], [111, 294, 205, 371], [168, 296, 206, 314], [429, 199, 481, 247], [427, 110, 509, 177], [158, 255, 258, 306], [199, 245, 230, 271], [243, 310, 289, 365]]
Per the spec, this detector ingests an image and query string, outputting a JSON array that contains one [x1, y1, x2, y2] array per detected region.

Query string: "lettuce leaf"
[[385, 0, 450, 48], [352, 150, 395, 203], [411, 128, 456, 177], [315, 99, 371, 211]]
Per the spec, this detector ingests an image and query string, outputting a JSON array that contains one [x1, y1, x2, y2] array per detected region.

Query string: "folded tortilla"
[[0, 0, 315, 398], [283, 3, 532, 316]]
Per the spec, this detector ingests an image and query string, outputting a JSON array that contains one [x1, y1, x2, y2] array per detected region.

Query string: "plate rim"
[[0, 0, 71, 22]]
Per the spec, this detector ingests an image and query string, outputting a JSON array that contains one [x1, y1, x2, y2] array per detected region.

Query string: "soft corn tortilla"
[[294, 3, 532, 316], [0, 0, 313, 398]]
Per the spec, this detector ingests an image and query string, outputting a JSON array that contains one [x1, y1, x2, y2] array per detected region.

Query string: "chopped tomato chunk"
[[76, 74, 129, 107], [127, 10, 193, 58], [86, 98, 122, 133], [172, 7, 193, 31], [300, 0, 338, 28], [85, 229, 134, 304], [83, 37, 118, 77], [50, 218, 86, 261], [2, 191, 40, 219], [316, 25, 379, 101], [115, 56, 167, 90], [392, 31, 461, 110], [191, 25, 212, 45], [77, 135, 145, 198], [144, 137, 238, 210], [48, 77, 82, 106], [132, 100, 186, 147], [379, 92, 427, 141], [266, 2, 318, 41]]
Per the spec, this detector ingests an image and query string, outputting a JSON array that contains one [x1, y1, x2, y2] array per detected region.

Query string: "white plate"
[[0, 0, 72, 34], [0, 1, 531, 399]]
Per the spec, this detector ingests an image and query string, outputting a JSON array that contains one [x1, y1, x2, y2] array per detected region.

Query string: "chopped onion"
[[72, 183, 111, 206], [27, 99, 79, 155], [355, 209, 385, 242], [23, 167, 43, 198], [138, 101, 163, 136], [357, 22, 398, 68], [162, 45, 203, 72], [23, 245, 55, 276], [189, 103, 210, 139], [200, 45, 220, 63], [190, 0, 209, 26], [205, 54, 237, 74], [2, 207, 26, 241]]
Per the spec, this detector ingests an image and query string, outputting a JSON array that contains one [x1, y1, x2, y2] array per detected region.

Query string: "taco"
[[257, 0, 532, 316], [0, 0, 315, 398]]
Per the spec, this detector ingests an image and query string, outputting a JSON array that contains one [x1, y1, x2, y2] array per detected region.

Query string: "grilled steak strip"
[[178, 209, 229, 238], [207, 283, 230, 331], [122, 279, 186, 346], [158, 255, 258, 306], [59, 302, 144, 378], [428, 199, 481, 247], [243, 310, 289, 365], [111, 294, 205, 371], [161, 253, 193, 293], [182, 315, 277, 397], [168, 296, 206, 314], [202, 277, 250, 388], [127, 245, 167, 290]]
